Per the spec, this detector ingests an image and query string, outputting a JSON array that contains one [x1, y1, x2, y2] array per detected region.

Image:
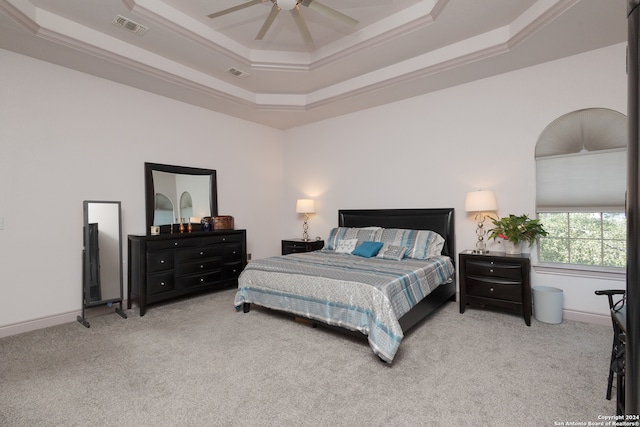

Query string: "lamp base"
[[301, 214, 310, 241], [472, 249, 490, 254]]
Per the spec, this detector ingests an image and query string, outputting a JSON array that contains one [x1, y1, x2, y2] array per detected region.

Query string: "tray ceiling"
[[0, 0, 628, 129]]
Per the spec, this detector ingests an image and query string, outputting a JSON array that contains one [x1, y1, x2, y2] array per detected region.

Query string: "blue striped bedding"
[[234, 250, 455, 363]]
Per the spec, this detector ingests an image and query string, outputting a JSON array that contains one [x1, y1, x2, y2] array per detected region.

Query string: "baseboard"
[[562, 309, 611, 326], [454, 291, 611, 327], [0, 302, 128, 339], [0, 299, 612, 339]]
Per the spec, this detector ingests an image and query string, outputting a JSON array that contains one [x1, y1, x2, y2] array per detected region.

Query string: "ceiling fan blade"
[[301, 0, 359, 26], [208, 0, 265, 19], [291, 7, 313, 44], [255, 3, 280, 40]]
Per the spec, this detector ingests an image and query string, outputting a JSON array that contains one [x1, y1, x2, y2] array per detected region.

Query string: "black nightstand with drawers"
[[281, 238, 324, 255], [459, 250, 531, 326]]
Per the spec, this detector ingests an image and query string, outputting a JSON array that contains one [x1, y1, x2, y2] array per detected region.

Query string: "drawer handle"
[[160, 282, 166, 286], [490, 287, 494, 292], [174, 242, 178, 246], [200, 278, 204, 282], [200, 265, 204, 269], [160, 260, 165, 264], [232, 251, 236, 254], [489, 269, 493, 273], [200, 251, 204, 255], [222, 238, 226, 241], [490, 261, 494, 265]]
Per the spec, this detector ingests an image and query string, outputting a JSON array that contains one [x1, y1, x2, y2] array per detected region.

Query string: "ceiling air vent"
[[226, 67, 250, 79], [112, 15, 149, 36]]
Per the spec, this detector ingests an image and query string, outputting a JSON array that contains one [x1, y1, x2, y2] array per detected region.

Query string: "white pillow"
[[325, 227, 383, 250], [335, 239, 358, 254], [377, 244, 407, 261]]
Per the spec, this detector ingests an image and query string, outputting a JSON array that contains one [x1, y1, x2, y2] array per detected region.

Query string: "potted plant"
[[488, 214, 548, 254]]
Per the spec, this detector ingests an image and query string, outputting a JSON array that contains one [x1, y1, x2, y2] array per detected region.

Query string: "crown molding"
[[0, 0, 39, 34], [126, 0, 445, 73], [507, 0, 579, 48], [0, 0, 589, 114], [125, 0, 254, 68]]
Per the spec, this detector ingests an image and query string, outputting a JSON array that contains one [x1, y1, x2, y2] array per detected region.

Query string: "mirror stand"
[[77, 201, 128, 328], [77, 302, 127, 328]]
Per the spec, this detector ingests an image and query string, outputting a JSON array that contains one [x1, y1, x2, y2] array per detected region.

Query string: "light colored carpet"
[[0, 288, 615, 426]]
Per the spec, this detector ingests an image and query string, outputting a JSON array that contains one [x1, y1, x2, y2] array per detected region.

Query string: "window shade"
[[536, 148, 626, 210]]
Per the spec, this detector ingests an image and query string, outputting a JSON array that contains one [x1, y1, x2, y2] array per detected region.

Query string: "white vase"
[[503, 240, 522, 254]]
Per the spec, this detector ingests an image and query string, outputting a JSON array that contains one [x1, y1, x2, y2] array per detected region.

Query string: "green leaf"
[[488, 214, 548, 246]]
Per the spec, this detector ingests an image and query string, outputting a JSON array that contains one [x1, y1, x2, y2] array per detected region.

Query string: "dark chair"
[[595, 289, 626, 400]]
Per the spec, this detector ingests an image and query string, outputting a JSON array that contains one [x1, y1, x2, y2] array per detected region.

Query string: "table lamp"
[[296, 199, 315, 241], [465, 190, 497, 254]]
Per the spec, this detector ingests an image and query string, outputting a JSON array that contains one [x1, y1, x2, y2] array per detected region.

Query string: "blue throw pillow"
[[352, 241, 384, 258]]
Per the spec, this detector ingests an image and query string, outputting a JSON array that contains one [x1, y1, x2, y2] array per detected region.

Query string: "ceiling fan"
[[207, 0, 359, 44]]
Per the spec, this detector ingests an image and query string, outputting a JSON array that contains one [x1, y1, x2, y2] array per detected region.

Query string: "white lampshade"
[[465, 190, 497, 212], [296, 199, 315, 214], [277, 0, 298, 11]]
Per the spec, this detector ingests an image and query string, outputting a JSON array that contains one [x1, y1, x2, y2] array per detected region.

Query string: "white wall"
[[0, 41, 627, 335], [283, 43, 628, 321], [0, 48, 284, 335]]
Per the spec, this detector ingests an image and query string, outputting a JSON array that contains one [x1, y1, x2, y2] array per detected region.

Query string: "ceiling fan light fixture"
[[277, 0, 298, 11]]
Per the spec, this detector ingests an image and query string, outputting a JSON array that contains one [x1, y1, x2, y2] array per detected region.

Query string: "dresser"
[[128, 230, 247, 316], [459, 250, 531, 326], [281, 238, 324, 255]]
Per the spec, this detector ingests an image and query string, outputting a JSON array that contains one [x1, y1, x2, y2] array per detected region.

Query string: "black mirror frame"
[[144, 162, 218, 234], [78, 200, 127, 328]]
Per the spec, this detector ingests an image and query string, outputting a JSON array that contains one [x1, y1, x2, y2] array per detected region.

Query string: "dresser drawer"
[[175, 246, 223, 263], [284, 242, 307, 252], [147, 251, 174, 273], [465, 260, 522, 280], [282, 239, 324, 255], [210, 234, 243, 244], [224, 243, 243, 260], [224, 260, 244, 279], [147, 238, 203, 251], [147, 272, 175, 295], [176, 258, 223, 276], [177, 270, 224, 288], [466, 276, 522, 302]]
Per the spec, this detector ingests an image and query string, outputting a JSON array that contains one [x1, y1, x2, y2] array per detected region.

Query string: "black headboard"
[[338, 208, 455, 260]]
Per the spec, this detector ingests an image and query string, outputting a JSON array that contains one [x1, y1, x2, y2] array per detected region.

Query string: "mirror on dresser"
[[128, 163, 246, 316], [145, 162, 218, 233], [77, 200, 128, 328]]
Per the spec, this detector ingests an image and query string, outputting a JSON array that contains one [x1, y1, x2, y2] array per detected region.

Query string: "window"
[[538, 212, 626, 268], [179, 191, 193, 220], [535, 108, 627, 270]]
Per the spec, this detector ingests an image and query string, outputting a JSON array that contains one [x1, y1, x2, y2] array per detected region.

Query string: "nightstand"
[[281, 238, 324, 255], [459, 250, 532, 326]]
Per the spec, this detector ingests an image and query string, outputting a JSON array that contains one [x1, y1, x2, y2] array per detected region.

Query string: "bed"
[[234, 208, 456, 363]]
